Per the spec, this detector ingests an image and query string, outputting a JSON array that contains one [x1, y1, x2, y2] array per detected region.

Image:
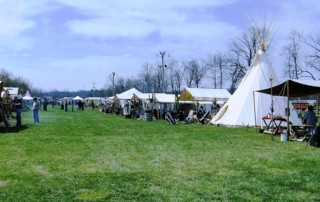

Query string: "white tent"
[[152, 93, 176, 112], [132, 92, 153, 102], [3, 87, 19, 98], [73, 96, 84, 101], [179, 88, 231, 113], [153, 93, 175, 104], [180, 88, 231, 102], [23, 90, 33, 101], [114, 88, 142, 102], [22, 90, 33, 106], [210, 50, 300, 127], [114, 88, 142, 110]]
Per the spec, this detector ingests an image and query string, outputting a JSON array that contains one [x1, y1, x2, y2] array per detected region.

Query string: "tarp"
[[257, 79, 320, 97]]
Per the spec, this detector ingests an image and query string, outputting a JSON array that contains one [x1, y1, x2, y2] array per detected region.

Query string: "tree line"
[[1, 28, 320, 98], [105, 28, 320, 96], [105, 27, 260, 95]]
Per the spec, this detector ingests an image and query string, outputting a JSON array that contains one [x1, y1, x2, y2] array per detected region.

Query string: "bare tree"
[[153, 65, 162, 93], [114, 77, 125, 93], [205, 53, 228, 89], [228, 56, 246, 93], [172, 63, 184, 93], [166, 59, 179, 93], [183, 60, 205, 88], [302, 30, 320, 79], [139, 63, 154, 93], [283, 30, 303, 79], [227, 29, 259, 92], [183, 61, 194, 88], [194, 61, 208, 88]]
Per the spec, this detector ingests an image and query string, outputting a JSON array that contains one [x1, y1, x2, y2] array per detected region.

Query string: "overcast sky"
[[1, 0, 319, 91]]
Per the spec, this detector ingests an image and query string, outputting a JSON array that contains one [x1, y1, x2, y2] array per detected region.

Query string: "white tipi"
[[211, 13, 301, 127], [210, 49, 300, 127]]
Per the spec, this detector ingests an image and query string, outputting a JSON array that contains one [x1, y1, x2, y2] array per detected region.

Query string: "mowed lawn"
[[0, 106, 320, 201]]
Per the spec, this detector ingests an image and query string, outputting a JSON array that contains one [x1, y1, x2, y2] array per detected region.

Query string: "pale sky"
[[1, 0, 319, 91]]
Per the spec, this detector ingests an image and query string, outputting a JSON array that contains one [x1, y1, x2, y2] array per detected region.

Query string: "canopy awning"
[[256, 79, 320, 97]]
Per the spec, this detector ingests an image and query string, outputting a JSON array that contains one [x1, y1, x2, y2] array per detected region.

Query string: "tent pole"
[[253, 91, 257, 131], [287, 81, 290, 138], [317, 93, 319, 117]]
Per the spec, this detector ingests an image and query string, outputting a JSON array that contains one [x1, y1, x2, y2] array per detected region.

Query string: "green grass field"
[[0, 106, 320, 201]]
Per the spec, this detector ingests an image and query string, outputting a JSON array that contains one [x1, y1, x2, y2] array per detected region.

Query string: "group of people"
[[13, 97, 94, 126], [183, 100, 221, 124], [59, 99, 86, 112]]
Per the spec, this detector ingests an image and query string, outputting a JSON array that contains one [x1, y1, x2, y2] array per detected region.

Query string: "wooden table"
[[262, 116, 287, 133]]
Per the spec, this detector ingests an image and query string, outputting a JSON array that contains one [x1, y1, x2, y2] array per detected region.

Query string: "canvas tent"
[[210, 50, 300, 127], [152, 93, 176, 112], [130, 93, 152, 117], [152, 93, 175, 104], [2, 87, 19, 98], [114, 88, 142, 104], [113, 88, 142, 115], [180, 88, 231, 103], [23, 90, 33, 101], [23, 90, 33, 106], [180, 88, 231, 113], [131, 93, 176, 116], [73, 96, 84, 101]]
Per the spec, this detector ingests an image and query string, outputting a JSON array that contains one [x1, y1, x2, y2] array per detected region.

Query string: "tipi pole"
[[253, 91, 257, 131], [286, 81, 290, 138]]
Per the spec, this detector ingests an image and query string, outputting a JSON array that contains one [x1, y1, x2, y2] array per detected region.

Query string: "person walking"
[[32, 97, 40, 123]]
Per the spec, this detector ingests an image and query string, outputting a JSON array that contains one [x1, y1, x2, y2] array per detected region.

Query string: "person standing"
[[90, 100, 95, 111], [71, 99, 74, 112], [14, 95, 23, 126], [43, 98, 48, 112], [212, 99, 221, 117], [304, 105, 317, 135], [32, 97, 40, 123], [64, 99, 68, 112]]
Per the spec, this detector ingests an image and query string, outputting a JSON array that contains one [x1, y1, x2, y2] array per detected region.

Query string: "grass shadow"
[[0, 125, 29, 133]]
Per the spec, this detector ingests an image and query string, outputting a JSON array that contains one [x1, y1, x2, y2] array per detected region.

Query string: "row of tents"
[[112, 48, 320, 130], [110, 87, 231, 120], [7, 47, 320, 130]]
